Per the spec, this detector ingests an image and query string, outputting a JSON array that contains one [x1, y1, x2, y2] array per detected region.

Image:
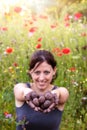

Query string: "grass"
[[0, 2, 87, 130]]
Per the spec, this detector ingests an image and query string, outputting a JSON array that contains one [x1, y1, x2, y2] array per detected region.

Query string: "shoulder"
[[14, 82, 27, 88], [58, 87, 69, 95], [14, 82, 31, 90], [14, 82, 32, 95], [14, 83, 26, 92]]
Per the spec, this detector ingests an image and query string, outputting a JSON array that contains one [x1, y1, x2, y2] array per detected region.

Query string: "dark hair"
[[29, 50, 57, 71]]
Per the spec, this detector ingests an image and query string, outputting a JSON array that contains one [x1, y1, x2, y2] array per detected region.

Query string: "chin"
[[38, 86, 46, 90]]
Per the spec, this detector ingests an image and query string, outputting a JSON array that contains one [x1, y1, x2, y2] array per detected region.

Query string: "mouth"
[[39, 83, 46, 86], [36, 80, 48, 89], [38, 82, 47, 88]]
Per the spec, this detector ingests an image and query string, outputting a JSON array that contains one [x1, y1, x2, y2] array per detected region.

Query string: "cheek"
[[31, 74, 38, 81], [47, 74, 53, 80]]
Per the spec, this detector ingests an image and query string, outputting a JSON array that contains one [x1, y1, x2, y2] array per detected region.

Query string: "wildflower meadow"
[[0, 0, 87, 130]]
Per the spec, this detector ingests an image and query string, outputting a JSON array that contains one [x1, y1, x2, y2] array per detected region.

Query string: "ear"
[[27, 70, 33, 79], [53, 67, 57, 75], [27, 70, 32, 76], [28, 70, 32, 75]]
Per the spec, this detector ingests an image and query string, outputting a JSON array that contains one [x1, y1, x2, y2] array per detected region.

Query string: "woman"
[[14, 50, 69, 130]]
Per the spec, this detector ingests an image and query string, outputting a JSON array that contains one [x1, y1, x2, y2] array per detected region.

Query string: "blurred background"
[[0, 0, 87, 130]]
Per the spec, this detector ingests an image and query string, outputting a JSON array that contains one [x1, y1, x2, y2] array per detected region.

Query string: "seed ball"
[[41, 104, 45, 110], [45, 91, 53, 100], [30, 91, 38, 99], [33, 98, 39, 106], [39, 95, 45, 104], [43, 100, 52, 108]]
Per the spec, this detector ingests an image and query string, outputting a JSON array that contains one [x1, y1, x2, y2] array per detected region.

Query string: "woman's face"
[[29, 61, 56, 91]]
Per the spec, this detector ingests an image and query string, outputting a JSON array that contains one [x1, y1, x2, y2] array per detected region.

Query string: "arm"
[[52, 87, 69, 110], [14, 83, 33, 102]]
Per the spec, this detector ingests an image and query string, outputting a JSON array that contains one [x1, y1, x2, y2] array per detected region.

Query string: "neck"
[[30, 83, 54, 95]]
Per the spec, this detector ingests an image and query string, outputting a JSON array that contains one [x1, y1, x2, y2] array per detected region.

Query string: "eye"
[[44, 71, 50, 75], [34, 71, 40, 75]]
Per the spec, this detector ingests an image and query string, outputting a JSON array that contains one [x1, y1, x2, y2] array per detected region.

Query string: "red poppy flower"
[[4, 112, 12, 118], [14, 6, 22, 13], [4, 112, 9, 116], [2, 27, 8, 31], [62, 48, 71, 54], [39, 15, 48, 19], [65, 22, 70, 27], [81, 32, 86, 36], [74, 12, 82, 20], [64, 14, 70, 21], [13, 62, 18, 67], [5, 47, 14, 54], [37, 37, 42, 42], [50, 24, 57, 29], [29, 21, 33, 24], [29, 27, 37, 33], [69, 67, 76, 72], [52, 48, 60, 53], [57, 52, 63, 57], [36, 43, 42, 49]]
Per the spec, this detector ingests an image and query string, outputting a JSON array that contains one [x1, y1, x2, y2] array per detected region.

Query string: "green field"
[[0, 1, 87, 130]]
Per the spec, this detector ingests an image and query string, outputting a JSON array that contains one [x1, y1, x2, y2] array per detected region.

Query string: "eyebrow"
[[31, 62, 44, 73]]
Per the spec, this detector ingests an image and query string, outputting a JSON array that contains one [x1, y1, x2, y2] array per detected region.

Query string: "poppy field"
[[0, 1, 87, 130]]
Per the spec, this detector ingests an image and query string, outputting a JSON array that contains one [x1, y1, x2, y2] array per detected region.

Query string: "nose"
[[39, 73, 45, 81]]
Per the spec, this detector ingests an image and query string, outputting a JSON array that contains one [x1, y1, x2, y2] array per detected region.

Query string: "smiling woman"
[[14, 49, 69, 130]]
